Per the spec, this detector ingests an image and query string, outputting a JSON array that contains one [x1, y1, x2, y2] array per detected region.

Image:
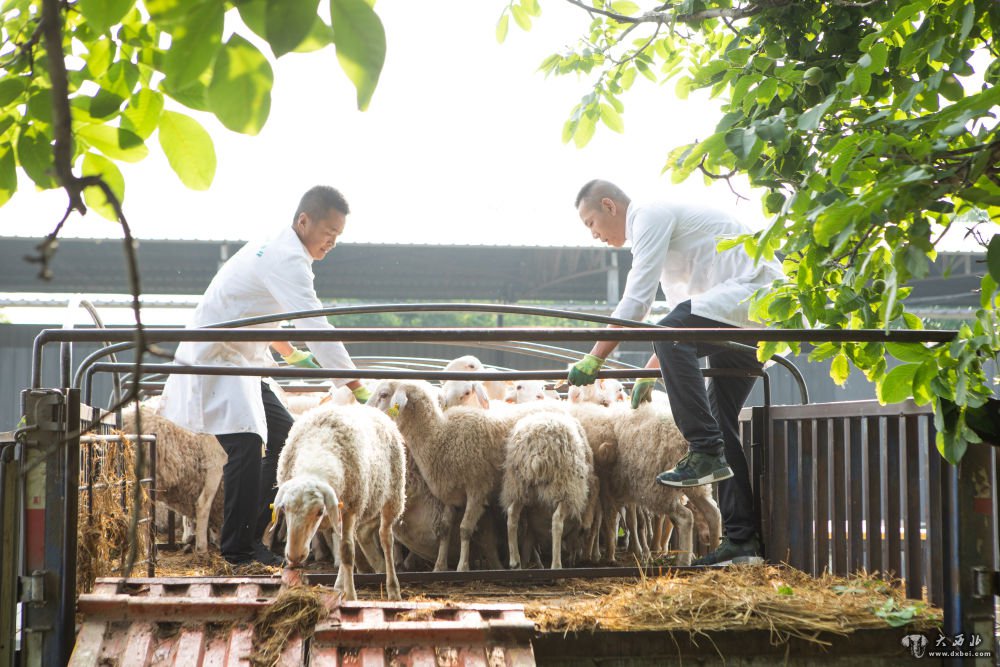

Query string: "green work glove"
[[568, 354, 604, 386], [352, 385, 372, 404], [630, 378, 657, 409], [281, 347, 321, 369]]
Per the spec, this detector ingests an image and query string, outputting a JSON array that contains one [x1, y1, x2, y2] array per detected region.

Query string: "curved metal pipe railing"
[[58, 303, 812, 404]]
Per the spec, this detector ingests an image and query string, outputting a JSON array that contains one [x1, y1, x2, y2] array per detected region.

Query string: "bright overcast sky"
[[1, 1, 776, 248]]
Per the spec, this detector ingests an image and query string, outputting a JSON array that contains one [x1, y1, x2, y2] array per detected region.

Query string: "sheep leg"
[[550, 502, 566, 570], [638, 508, 652, 561], [506, 501, 524, 569], [379, 506, 401, 601], [626, 505, 643, 562], [601, 497, 619, 565], [338, 511, 358, 601], [660, 515, 675, 552], [194, 464, 223, 553], [434, 505, 456, 572], [356, 520, 386, 573], [684, 487, 722, 553], [664, 495, 694, 566], [457, 498, 487, 572], [586, 503, 602, 563]]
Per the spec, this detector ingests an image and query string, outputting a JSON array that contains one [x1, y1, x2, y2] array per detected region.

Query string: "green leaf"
[[266, 0, 320, 57], [161, 1, 224, 89], [206, 35, 273, 135], [496, 13, 509, 43], [776, 583, 794, 596], [831, 353, 850, 386], [877, 363, 919, 404], [885, 342, 933, 363], [331, 0, 387, 111], [0, 78, 27, 107], [81, 152, 125, 221], [981, 273, 997, 309], [611, 1, 639, 13], [724, 127, 757, 160], [88, 88, 125, 119], [293, 17, 335, 53], [16, 125, 57, 189], [510, 4, 531, 30], [986, 235, 1000, 282], [912, 361, 937, 406], [237, 0, 268, 39], [796, 95, 835, 132], [574, 113, 596, 148], [157, 110, 216, 190], [0, 145, 17, 207], [121, 89, 164, 140], [600, 103, 624, 133], [76, 124, 148, 162], [78, 0, 134, 34], [522, 0, 542, 16], [145, 0, 191, 26], [85, 38, 113, 79]]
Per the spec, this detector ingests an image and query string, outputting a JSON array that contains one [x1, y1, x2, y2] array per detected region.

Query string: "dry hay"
[[77, 430, 152, 593], [523, 566, 942, 645], [154, 549, 280, 577], [249, 585, 328, 667]]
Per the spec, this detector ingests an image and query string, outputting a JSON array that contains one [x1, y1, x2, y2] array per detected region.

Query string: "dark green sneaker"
[[656, 451, 733, 487], [692, 535, 763, 566]]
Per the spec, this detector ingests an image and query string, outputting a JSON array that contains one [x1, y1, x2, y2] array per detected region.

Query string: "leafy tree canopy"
[[501, 0, 1000, 462], [0, 0, 385, 222]]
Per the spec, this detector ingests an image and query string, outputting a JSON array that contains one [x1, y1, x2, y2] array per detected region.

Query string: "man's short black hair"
[[294, 185, 350, 222], [574, 179, 629, 209]]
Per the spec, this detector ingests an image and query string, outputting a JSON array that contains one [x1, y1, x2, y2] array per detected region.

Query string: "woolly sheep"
[[501, 411, 595, 570], [504, 380, 562, 404], [370, 379, 562, 571], [272, 403, 406, 600], [567, 379, 627, 407], [121, 403, 225, 553], [443, 355, 508, 402]]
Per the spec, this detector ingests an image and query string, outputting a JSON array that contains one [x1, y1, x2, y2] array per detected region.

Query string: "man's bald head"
[[574, 179, 630, 210]]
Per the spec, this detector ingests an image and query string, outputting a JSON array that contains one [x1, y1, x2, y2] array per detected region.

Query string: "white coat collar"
[[281, 225, 315, 264]]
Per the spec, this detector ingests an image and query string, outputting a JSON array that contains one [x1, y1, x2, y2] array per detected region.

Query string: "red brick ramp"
[[71, 577, 536, 666]]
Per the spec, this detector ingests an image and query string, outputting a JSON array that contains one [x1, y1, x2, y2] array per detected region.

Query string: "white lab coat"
[[159, 226, 356, 439], [610, 200, 784, 327]]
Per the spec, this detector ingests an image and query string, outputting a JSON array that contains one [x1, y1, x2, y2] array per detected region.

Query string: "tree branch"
[[562, 0, 785, 26], [697, 156, 750, 201]]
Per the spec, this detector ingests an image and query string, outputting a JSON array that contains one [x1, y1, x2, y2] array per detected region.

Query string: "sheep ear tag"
[[388, 389, 408, 417]]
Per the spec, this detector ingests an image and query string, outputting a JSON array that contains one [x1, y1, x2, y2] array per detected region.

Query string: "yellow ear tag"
[[269, 503, 276, 523], [387, 404, 400, 418]]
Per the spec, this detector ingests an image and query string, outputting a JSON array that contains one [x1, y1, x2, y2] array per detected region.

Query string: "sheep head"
[[441, 380, 489, 409], [274, 477, 341, 567]]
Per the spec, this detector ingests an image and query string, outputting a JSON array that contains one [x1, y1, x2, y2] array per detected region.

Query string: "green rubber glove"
[[568, 354, 605, 386], [352, 385, 372, 404], [281, 347, 321, 369], [630, 378, 657, 409]]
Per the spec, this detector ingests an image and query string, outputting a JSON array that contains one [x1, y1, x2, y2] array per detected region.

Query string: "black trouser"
[[653, 301, 761, 543], [216, 382, 294, 560]]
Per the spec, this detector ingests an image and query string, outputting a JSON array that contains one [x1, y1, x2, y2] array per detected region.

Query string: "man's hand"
[[352, 385, 372, 404], [630, 378, 657, 409], [568, 354, 605, 386], [281, 347, 321, 368]]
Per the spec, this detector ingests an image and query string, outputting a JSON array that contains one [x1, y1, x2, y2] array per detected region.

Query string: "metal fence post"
[[0, 433, 19, 667], [942, 441, 999, 666], [19, 389, 78, 667]]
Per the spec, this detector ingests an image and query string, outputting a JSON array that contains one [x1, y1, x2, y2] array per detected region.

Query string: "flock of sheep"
[[122, 354, 722, 601]]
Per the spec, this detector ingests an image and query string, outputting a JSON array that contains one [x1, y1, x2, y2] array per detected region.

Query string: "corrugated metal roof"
[[71, 577, 536, 666]]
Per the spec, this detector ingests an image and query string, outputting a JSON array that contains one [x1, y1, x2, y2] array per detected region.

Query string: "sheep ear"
[[319, 482, 342, 538], [474, 383, 490, 409], [596, 441, 618, 466], [390, 388, 408, 412]]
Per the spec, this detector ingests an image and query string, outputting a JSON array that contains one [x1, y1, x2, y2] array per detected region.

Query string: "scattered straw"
[[524, 566, 941, 645], [77, 430, 151, 592], [250, 586, 328, 667]]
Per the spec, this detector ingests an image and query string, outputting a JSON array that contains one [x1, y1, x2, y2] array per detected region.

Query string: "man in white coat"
[[566, 179, 783, 566], [159, 185, 369, 565]]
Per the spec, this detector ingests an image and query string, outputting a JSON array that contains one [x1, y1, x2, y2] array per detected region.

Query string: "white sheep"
[[567, 378, 627, 407], [271, 403, 406, 600], [501, 411, 595, 570], [442, 355, 508, 402], [503, 380, 562, 404], [121, 403, 225, 553], [370, 379, 562, 571]]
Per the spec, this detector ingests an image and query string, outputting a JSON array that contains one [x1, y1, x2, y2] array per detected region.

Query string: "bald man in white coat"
[[160, 185, 369, 565], [567, 179, 784, 566]]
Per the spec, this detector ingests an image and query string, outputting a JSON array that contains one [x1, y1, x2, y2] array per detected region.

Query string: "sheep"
[[503, 380, 562, 404], [440, 379, 492, 410], [271, 403, 406, 600], [369, 379, 565, 571], [501, 411, 595, 570], [606, 403, 723, 566], [443, 355, 508, 402], [567, 378, 627, 407], [121, 402, 225, 553]]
